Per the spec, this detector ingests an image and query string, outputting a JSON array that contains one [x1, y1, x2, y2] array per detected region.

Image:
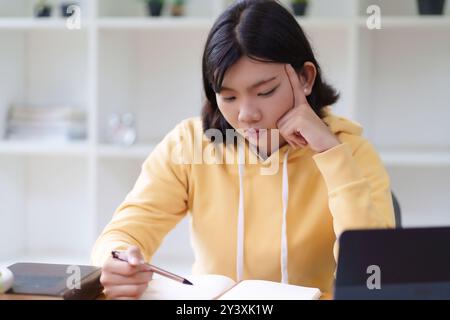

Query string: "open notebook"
[[141, 274, 321, 300]]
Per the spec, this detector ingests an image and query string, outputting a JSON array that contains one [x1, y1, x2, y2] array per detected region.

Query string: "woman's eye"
[[223, 97, 236, 102], [258, 87, 277, 97]]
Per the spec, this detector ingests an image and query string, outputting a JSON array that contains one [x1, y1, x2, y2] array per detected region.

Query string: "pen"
[[111, 250, 193, 285]]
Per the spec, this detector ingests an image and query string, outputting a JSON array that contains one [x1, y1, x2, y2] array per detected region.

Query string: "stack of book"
[[4, 106, 87, 142]]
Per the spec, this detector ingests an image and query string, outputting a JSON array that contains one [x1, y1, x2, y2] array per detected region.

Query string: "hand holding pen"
[[99, 246, 193, 300], [100, 246, 154, 299]]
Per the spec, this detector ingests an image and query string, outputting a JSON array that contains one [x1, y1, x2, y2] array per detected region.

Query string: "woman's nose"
[[238, 105, 262, 123]]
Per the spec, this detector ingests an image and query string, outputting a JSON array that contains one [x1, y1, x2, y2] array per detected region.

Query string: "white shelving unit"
[[1, 0, 449, 270]]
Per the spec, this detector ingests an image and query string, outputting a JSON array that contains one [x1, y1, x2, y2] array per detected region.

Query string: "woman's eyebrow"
[[221, 76, 278, 92]]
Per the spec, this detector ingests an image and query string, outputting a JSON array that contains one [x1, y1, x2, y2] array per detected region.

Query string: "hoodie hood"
[[322, 107, 363, 137]]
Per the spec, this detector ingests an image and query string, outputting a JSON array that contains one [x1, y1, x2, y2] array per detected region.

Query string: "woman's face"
[[215, 56, 297, 157]]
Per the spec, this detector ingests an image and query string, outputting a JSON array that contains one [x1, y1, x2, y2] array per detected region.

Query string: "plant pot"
[[35, 5, 52, 17], [417, 0, 446, 15], [292, 3, 308, 16], [171, 4, 185, 17], [147, 2, 163, 17], [61, 2, 78, 17]]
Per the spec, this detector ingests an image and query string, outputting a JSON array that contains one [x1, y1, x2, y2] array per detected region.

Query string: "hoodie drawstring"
[[280, 149, 289, 283], [236, 142, 245, 282], [236, 147, 290, 283]]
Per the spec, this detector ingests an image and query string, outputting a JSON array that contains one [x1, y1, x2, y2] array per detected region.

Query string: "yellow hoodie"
[[91, 108, 395, 294]]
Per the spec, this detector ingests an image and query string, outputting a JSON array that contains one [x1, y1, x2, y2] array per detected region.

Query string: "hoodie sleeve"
[[312, 139, 395, 261], [90, 121, 191, 267]]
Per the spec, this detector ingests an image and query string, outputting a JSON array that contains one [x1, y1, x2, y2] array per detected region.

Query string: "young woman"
[[92, 0, 395, 299]]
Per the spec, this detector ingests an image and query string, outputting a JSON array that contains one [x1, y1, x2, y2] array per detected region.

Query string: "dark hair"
[[201, 0, 339, 142]]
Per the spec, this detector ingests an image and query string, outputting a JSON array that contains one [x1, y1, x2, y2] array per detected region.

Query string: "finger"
[[101, 271, 153, 287], [294, 130, 308, 145], [283, 125, 307, 148], [279, 123, 299, 149], [284, 136, 298, 149], [292, 136, 307, 147], [105, 284, 149, 300], [276, 107, 297, 130], [126, 246, 145, 266], [289, 136, 302, 149], [285, 64, 309, 107], [104, 258, 150, 276]]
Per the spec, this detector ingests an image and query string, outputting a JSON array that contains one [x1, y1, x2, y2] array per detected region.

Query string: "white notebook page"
[[218, 280, 321, 300], [140, 274, 236, 300]]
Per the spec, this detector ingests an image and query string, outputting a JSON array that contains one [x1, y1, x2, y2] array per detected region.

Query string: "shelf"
[[0, 141, 157, 160], [380, 150, 450, 167], [357, 16, 450, 28], [0, 140, 89, 156], [97, 17, 214, 29], [0, 18, 89, 30], [97, 143, 156, 159]]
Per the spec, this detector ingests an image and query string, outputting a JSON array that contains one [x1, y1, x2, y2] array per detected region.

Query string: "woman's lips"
[[245, 128, 261, 139]]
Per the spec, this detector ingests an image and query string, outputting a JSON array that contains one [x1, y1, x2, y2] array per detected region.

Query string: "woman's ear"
[[297, 62, 317, 96]]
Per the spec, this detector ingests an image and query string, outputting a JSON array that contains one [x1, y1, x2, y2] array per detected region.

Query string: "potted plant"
[[142, 0, 165, 17], [171, 0, 186, 17], [34, 0, 52, 17], [417, 0, 446, 15], [291, 0, 309, 16]]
